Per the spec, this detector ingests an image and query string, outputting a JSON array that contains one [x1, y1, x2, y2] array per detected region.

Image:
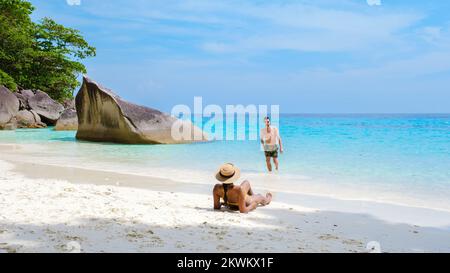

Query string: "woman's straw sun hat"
[[215, 163, 240, 184]]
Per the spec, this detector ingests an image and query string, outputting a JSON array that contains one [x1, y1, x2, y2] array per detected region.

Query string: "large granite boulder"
[[0, 85, 20, 130], [15, 93, 28, 110], [14, 89, 35, 110], [15, 110, 46, 128], [21, 89, 35, 99], [3, 117, 17, 130], [15, 110, 35, 127], [55, 108, 78, 131], [75, 77, 207, 144], [28, 90, 64, 125]]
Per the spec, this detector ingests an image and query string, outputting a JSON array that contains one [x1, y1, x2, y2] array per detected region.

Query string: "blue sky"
[[29, 0, 450, 113]]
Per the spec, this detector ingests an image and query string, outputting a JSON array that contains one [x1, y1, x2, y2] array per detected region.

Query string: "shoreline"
[[1, 141, 450, 227], [0, 140, 450, 215], [7, 158, 450, 229]]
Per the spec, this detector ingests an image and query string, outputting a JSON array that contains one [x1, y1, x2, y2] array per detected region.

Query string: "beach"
[[2, 0, 450, 257], [1, 143, 450, 253]]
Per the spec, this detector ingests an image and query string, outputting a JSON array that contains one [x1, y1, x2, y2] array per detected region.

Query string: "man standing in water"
[[260, 117, 283, 172]]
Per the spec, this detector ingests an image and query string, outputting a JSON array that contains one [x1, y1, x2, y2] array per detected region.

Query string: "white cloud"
[[367, 0, 382, 6], [79, 0, 421, 53], [202, 42, 232, 53], [66, 0, 81, 6], [420, 27, 442, 43], [200, 3, 421, 53], [416, 23, 450, 49], [287, 51, 450, 89]]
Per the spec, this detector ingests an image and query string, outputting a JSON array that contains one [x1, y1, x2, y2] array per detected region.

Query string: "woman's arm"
[[238, 190, 257, 213], [241, 180, 254, 195], [213, 184, 222, 210]]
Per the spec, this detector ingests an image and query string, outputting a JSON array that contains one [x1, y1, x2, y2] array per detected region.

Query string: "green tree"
[[0, 0, 95, 101], [0, 69, 17, 90]]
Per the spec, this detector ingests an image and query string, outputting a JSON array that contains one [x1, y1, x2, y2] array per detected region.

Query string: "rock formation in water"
[[55, 98, 78, 131], [75, 76, 207, 144], [55, 108, 78, 131]]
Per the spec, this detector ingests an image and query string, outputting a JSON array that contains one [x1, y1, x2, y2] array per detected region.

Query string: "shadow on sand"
[[1, 206, 449, 253]]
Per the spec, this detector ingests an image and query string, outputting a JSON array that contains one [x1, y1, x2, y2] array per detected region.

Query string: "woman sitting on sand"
[[213, 163, 272, 213]]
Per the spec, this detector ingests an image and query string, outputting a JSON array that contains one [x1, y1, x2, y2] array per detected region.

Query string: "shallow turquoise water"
[[1, 114, 449, 210]]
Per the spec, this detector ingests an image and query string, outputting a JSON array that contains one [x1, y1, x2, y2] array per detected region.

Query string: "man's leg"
[[265, 156, 272, 172], [273, 157, 279, 171]]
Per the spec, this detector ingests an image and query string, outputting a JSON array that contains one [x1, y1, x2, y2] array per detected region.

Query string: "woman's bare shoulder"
[[213, 183, 223, 192]]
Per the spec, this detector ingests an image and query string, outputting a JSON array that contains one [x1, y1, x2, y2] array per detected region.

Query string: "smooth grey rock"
[[55, 108, 78, 131], [20, 89, 35, 99], [14, 92, 28, 110], [0, 85, 20, 129], [3, 118, 17, 130], [14, 89, 35, 110], [15, 110, 46, 128], [29, 110, 41, 123], [75, 76, 207, 144], [16, 110, 34, 128], [28, 90, 64, 125]]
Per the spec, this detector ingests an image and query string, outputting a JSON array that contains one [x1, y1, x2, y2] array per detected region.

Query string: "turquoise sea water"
[[1, 114, 449, 210]]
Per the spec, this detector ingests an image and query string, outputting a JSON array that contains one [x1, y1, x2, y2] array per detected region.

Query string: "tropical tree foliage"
[[0, 0, 95, 101], [0, 69, 17, 90]]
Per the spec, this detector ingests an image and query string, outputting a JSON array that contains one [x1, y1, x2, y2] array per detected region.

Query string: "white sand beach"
[[1, 144, 450, 253], [2, 0, 450, 256]]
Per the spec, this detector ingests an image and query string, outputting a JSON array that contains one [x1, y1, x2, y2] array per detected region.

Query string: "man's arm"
[[213, 184, 222, 210], [277, 128, 283, 153], [260, 129, 265, 145]]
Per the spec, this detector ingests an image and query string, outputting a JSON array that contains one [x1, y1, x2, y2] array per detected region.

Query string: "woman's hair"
[[223, 183, 232, 204]]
